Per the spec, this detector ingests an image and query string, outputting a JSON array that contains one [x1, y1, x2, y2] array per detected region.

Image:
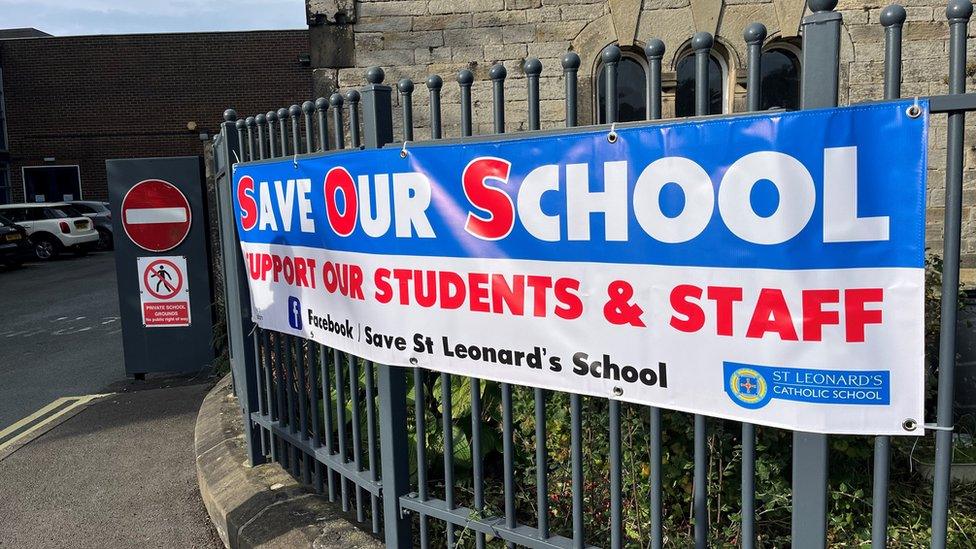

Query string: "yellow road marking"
[[0, 393, 113, 455]]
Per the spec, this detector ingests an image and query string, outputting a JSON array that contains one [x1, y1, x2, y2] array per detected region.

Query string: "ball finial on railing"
[[398, 78, 414, 93], [946, 0, 973, 21], [256, 113, 267, 124], [267, 110, 278, 121], [524, 57, 543, 76], [329, 93, 344, 107], [289, 104, 301, 118], [366, 66, 385, 85], [880, 4, 906, 26], [314, 97, 328, 111], [561, 51, 580, 70], [691, 31, 713, 51], [344, 89, 360, 102], [808, 0, 838, 13], [743, 23, 767, 44], [235, 119, 246, 129], [457, 68, 474, 85], [245, 116, 256, 127], [644, 39, 665, 59], [427, 74, 443, 89], [302, 100, 314, 114], [488, 63, 507, 81], [276, 107, 289, 120], [223, 109, 237, 122], [601, 44, 621, 64]]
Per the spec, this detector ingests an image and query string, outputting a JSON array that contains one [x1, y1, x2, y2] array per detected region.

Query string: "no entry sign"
[[122, 179, 192, 252], [137, 256, 190, 327]]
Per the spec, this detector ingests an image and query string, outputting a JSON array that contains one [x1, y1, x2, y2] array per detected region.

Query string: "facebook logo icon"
[[287, 296, 303, 330]]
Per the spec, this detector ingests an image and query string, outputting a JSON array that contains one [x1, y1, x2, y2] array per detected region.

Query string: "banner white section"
[[242, 242, 923, 435]]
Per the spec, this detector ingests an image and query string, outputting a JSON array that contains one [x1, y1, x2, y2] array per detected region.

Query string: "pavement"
[[0, 252, 222, 548]]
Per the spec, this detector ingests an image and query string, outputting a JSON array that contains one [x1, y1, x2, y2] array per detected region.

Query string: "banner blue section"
[[724, 361, 891, 409], [233, 101, 927, 270]]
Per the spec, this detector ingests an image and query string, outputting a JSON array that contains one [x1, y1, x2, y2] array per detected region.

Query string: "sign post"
[[107, 156, 214, 378]]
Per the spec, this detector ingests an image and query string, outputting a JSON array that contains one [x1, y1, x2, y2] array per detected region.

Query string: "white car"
[[0, 203, 100, 260]]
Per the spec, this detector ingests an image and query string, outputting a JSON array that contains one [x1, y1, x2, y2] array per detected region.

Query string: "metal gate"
[[211, 2, 976, 547]]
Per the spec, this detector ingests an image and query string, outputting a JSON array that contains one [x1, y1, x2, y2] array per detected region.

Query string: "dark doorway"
[[22, 165, 81, 202]]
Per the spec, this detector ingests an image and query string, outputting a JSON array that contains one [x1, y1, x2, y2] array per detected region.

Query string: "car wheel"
[[32, 236, 60, 261], [96, 229, 113, 251]]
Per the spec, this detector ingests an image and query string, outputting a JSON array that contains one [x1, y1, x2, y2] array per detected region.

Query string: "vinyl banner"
[[233, 101, 928, 435]]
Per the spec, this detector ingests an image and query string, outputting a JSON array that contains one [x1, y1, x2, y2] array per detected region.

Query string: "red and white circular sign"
[[142, 258, 184, 300], [121, 179, 192, 252]]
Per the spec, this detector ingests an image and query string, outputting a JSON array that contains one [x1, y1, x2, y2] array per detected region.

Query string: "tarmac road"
[[0, 252, 222, 548], [0, 253, 123, 429]]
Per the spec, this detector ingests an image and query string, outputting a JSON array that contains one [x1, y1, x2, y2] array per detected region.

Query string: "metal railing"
[[211, 1, 976, 547]]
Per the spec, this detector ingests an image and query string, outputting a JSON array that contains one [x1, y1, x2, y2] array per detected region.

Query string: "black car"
[[0, 214, 31, 268]]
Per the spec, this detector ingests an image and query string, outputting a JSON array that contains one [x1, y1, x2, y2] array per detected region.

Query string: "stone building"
[[301, 0, 975, 269]]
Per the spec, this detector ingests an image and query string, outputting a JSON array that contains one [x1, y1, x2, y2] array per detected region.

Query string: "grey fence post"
[[793, 2, 840, 547], [362, 67, 393, 149], [742, 24, 765, 549], [360, 66, 412, 549], [932, 2, 972, 547], [872, 7, 905, 548], [216, 109, 265, 466]]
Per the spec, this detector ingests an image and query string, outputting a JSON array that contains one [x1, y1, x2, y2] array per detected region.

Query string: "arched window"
[[674, 52, 726, 117], [595, 53, 647, 124], [760, 46, 801, 110]]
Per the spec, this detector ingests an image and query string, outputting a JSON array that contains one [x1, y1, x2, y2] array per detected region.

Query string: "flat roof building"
[[0, 29, 313, 204]]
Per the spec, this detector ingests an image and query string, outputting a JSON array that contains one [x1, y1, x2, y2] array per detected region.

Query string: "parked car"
[[68, 200, 113, 250], [0, 214, 31, 268], [0, 203, 99, 260]]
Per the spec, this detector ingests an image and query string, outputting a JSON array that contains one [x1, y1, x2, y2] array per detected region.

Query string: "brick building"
[[0, 29, 313, 204], [302, 0, 976, 269]]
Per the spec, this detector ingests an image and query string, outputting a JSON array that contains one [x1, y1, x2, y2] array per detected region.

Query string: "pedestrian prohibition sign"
[[137, 256, 190, 327], [121, 179, 192, 252]]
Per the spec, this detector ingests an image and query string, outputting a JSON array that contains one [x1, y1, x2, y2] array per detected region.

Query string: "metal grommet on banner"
[[607, 122, 618, 144], [400, 141, 410, 158], [612, 386, 623, 397], [293, 151, 299, 169], [906, 96, 921, 119], [409, 357, 418, 365], [903, 418, 918, 432]]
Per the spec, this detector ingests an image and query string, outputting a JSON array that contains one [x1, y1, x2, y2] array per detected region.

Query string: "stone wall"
[[306, 0, 976, 269]]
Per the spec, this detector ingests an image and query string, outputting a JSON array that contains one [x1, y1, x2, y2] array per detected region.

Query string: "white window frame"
[[0, 162, 10, 205], [0, 67, 8, 152], [21, 165, 83, 202]]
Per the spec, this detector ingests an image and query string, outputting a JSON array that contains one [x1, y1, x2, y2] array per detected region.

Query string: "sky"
[[0, 0, 308, 36]]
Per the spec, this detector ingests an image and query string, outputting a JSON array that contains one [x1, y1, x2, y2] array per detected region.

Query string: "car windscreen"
[[46, 206, 85, 219]]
